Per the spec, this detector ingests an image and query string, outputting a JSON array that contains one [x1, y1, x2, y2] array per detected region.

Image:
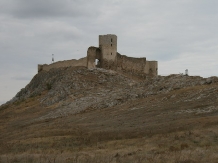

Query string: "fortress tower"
[[99, 34, 117, 69]]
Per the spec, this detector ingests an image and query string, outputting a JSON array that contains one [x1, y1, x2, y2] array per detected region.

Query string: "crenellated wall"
[[38, 57, 87, 72]]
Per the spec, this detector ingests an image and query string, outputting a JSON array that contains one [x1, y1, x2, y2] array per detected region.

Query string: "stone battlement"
[[38, 34, 158, 77], [38, 57, 87, 72]]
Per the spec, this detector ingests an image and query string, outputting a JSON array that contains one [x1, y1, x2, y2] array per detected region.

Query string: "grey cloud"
[[0, 0, 100, 18]]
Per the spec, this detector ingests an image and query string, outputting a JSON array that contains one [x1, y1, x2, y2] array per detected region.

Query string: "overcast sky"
[[1, 0, 218, 105]]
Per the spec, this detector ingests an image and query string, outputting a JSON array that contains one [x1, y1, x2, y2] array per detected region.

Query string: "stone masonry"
[[38, 34, 158, 77], [87, 34, 158, 76]]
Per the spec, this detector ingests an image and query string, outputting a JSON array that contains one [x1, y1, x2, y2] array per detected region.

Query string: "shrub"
[[46, 83, 52, 90]]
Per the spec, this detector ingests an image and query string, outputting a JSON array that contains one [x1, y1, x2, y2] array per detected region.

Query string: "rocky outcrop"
[[5, 67, 218, 121]]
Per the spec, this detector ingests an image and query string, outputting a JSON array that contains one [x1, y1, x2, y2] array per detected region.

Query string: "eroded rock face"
[[6, 66, 218, 121]]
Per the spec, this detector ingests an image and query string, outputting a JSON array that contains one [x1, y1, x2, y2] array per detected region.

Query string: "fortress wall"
[[144, 61, 150, 74], [38, 34, 158, 76], [38, 57, 87, 72], [87, 47, 101, 69], [144, 61, 158, 76], [148, 61, 158, 76], [116, 53, 146, 74]]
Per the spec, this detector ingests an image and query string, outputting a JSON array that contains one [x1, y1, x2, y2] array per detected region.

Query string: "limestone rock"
[[6, 67, 218, 120]]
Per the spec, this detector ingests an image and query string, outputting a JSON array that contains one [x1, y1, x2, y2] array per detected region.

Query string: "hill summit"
[[1, 67, 218, 162]]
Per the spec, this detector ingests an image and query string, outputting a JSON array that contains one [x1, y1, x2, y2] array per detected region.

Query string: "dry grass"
[[1, 78, 218, 162], [1, 128, 218, 162]]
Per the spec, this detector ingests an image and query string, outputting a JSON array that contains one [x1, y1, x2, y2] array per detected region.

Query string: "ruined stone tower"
[[38, 34, 158, 77], [86, 34, 158, 76], [99, 34, 117, 69]]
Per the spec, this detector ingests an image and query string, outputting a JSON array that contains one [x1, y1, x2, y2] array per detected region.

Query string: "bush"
[[46, 83, 52, 90]]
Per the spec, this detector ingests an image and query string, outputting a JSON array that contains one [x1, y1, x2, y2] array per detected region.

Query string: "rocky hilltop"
[[1, 67, 218, 163]]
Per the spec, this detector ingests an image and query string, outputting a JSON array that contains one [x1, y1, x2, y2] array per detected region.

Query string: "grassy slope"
[[1, 70, 218, 162]]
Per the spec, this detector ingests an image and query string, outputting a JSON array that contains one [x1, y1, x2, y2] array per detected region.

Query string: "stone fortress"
[[38, 34, 158, 78]]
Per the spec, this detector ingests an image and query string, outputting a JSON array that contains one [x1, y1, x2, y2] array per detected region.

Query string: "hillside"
[[1, 66, 218, 163]]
